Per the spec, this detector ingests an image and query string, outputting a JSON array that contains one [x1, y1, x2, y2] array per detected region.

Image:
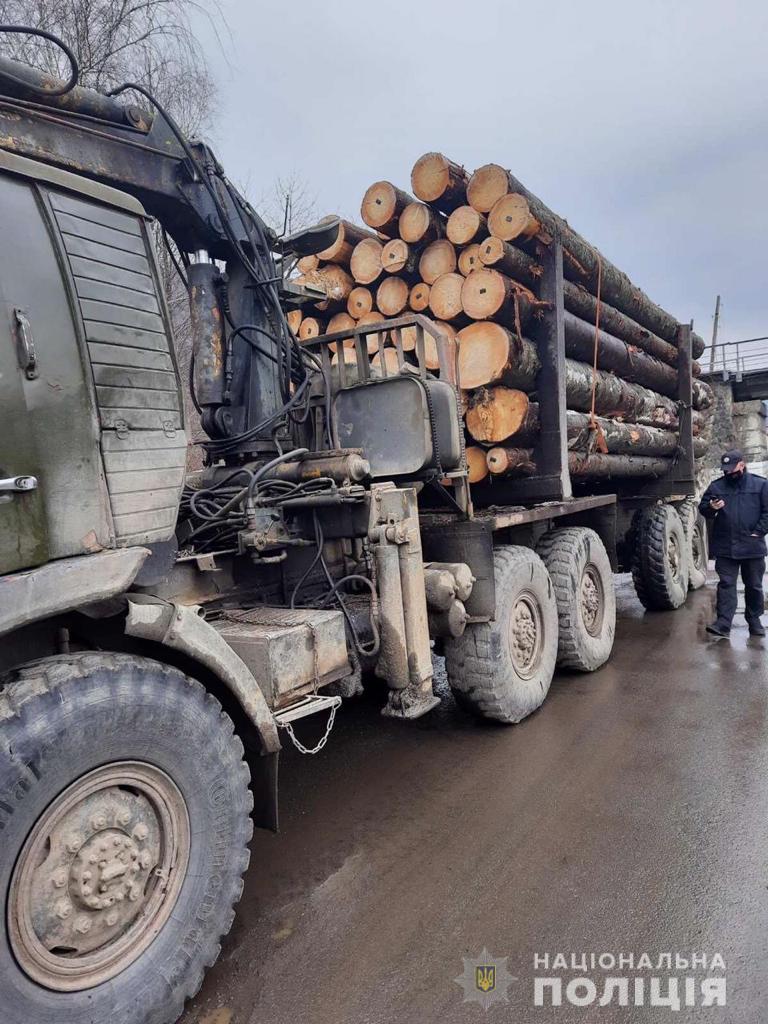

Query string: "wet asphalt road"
[[181, 576, 768, 1024]]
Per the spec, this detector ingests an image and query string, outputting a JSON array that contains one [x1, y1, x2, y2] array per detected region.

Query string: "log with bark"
[[296, 265, 354, 313], [361, 181, 414, 237], [467, 163, 705, 356], [457, 243, 483, 276], [350, 238, 384, 285], [478, 235, 542, 288], [297, 254, 320, 274], [457, 322, 540, 390], [446, 205, 488, 245], [298, 316, 325, 342], [286, 309, 303, 334], [376, 276, 410, 317], [429, 272, 466, 323], [485, 447, 536, 476], [485, 447, 673, 480], [465, 445, 490, 483], [411, 152, 469, 213], [315, 216, 379, 267], [460, 269, 541, 329], [418, 239, 457, 284], [347, 286, 374, 319], [399, 201, 445, 244], [381, 238, 420, 276], [487, 194, 541, 243]]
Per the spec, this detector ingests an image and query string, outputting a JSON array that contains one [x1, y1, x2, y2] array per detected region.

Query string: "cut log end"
[[347, 286, 374, 319], [399, 201, 442, 244], [487, 193, 540, 242], [466, 163, 512, 213], [361, 181, 399, 230], [457, 321, 516, 389], [350, 238, 384, 285], [461, 267, 509, 321], [381, 238, 413, 275], [411, 152, 468, 211], [286, 309, 303, 334], [418, 239, 457, 284], [446, 206, 487, 246], [458, 243, 483, 277], [486, 447, 535, 477], [409, 281, 431, 312], [376, 276, 410, 317], [466, 446, 489, 484], [428, 272, 465, 322], [298, 317, 325, 342], [465, 387, 531, 443]]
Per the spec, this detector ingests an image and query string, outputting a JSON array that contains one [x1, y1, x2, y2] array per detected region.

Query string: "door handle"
[[13, 308, 38, 380], [0, 475, 38, 492]]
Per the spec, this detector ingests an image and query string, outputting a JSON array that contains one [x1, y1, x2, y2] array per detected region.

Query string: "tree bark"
[[399, 201, 445, 244], [411, 152, 469, 213], [478, 235, 542, 287], [568, 453, 671, 478], [457, 322, 540, 389], [381, 238, 420, 276], [487, 194, 541, 243], [428, 273, 466, 323], [563, 358, 681, 425], [315, 216, 379, 267], [418, 239, 457, 284], [563, 310, 679, 397], [409, 281, 431, 312], [361, 181, 414, 237], [446, 206, 488, 245], [458, 243, 483, 276], [350, 238, 384, 285], [347, 286, 374, 319], [376, 276, 410, 317]]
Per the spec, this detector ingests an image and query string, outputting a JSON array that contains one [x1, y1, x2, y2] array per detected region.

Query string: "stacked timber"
[[294, 153, 714, 489]]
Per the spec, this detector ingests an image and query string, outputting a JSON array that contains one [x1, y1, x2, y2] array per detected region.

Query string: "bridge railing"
[[703, 335, 768, 380]]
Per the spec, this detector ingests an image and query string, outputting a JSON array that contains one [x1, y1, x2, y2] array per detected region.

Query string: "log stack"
[[292, 153, 714, 490]]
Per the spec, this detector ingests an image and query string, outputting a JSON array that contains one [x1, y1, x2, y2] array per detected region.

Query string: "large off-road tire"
[[631, 504, 690, 610], [0, 653, 253, 1024], [536, 527, 616, 672], [444, 545, 558, 723], [678, 498, 709, 590]]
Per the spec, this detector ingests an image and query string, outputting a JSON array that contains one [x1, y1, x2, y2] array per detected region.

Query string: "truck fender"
[[125, 598, 281, 755]]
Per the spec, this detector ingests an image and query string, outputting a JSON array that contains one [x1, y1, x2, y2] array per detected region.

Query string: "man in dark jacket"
[[699, 450, 768, 637]]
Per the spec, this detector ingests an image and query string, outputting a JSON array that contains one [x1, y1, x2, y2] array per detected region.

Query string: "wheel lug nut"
[[52, 869, 68, 889], [139, 851, 152, 869], [128, 884, 142, 902], [55, 900, 72, 920], [83, 885, 93, 896], [83, 870, 92, 881], [65, 835, 81, 854], [133, 824, 149, 842], [91, 815, 107, 830], [117, 809, 131, 827], [106, 911, 119, 927], [74, 915, 91, 935]]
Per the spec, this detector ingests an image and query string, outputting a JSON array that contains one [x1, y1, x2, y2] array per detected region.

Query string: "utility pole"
[[709, 294, 721, 372]]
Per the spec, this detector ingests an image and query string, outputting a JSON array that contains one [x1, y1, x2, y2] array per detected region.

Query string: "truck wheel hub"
[[668, 534, 681, 578], [580, 566, 604, 636], [8, 762, 190, 992], [510, 594, 542, 677]]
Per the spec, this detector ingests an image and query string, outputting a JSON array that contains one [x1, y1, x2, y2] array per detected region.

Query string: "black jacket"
[[699, 471, 768, 559]]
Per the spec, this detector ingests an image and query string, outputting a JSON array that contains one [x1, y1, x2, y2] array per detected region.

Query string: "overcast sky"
[[202, 0, 767, 355]]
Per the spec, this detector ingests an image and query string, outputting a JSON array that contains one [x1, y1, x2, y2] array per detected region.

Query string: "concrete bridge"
[[701, 337, 768, 475]]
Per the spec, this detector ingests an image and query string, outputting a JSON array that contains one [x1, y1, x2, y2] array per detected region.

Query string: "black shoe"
[[749, 623, 766, 637], [706, 624, 731, 637]]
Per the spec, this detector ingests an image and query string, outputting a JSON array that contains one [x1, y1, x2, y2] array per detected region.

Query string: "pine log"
[[425, 321, 457, 371], [485, 447, 536, 476], [327, 312, 356, 334], [286, 309, 303, 334], [446, 206, 488, 246], [460, 268, 540, 328], [692, 378, 714, 410], [361, 181, 414, 237], [419, 239, 457, 284], [297, 254, 320, 274], [350, 238, 384, 285], [399, 201, 445, 244], [466, 446, 490, 483], [564, 411, 708, 458], [429, 273, 465, 323], [458, 243, 483, 277], [381, 238, 420, 276], [316, 216, 378, 267], [376, 276, 410, 317], [356, 311, 389, 353], [478, 235, 542, 287], [563, 311, 679, 398], [347, 286, 374, 319], [487, 194, 541, 243], [468, 163, 704, 354], [568, 453, 671, 479], [563, 358, 681, 425], [411, 152, 469, 213], [467, 164, 517, 213], [457, 322, 540, 390], [409, 281, 431, 312], [296, 264, 354, 305], [298, 316, 325, 342], [370, 346, 406, 375]]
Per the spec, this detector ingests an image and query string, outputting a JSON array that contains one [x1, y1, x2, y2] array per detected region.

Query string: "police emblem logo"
[[475, 964, 496, 992], [455, 948, 515, 1010]]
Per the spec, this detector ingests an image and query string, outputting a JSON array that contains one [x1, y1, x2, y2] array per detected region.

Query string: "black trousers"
[[714, 556, 766, 629]]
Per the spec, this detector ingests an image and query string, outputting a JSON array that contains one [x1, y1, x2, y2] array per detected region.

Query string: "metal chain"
[[276, 697, 341, 755]]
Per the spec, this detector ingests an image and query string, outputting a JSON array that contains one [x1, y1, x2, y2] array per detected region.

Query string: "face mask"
[[725, 469, 744, 485]]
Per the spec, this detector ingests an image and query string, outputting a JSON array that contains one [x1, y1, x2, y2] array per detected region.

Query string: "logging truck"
[[0, 30, 709, 1024]]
